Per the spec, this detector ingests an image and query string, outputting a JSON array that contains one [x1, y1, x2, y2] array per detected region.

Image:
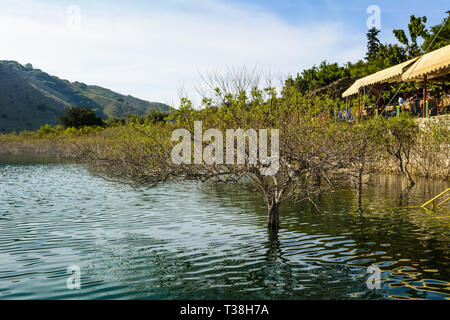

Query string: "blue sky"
[[0, 0, 448, 104]]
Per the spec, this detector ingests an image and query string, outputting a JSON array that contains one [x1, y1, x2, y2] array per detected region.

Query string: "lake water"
[[0, 162, 449, 300]]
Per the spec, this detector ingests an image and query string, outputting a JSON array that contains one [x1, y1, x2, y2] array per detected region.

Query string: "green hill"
[[0, 60, 170, 133]]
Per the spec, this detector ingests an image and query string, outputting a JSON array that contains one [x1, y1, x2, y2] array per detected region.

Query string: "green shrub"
[[59, 106, 104, 129]]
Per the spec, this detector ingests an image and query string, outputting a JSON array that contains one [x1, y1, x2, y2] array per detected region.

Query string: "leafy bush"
[[38, 124, 54, 135], [376, 114, 419, 185], [145, 109, 169, 123], [59, 106, 105, 129]]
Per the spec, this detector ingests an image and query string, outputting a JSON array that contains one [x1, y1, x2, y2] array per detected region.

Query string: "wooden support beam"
[[441, 78, 446, 114], [377, 83, 381, 118], [358, 88, 361, 124]]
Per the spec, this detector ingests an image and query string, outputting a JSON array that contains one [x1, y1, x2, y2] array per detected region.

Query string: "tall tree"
[[393, 15, 429, 57], [376, 43, 408, 68], [421, 13, 450, 52], [366, 27, 381, 61]]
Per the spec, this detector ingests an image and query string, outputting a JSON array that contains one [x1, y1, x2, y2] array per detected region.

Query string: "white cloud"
[[0, 0, 365, 105]]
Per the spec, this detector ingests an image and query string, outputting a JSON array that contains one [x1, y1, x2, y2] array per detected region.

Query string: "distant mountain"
[[0, 60, 170, 133]]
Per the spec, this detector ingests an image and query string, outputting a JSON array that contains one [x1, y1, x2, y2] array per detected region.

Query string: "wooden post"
[[423, 74, 427, 118], [377, 82, 381, 118], [441, 78, 446, 114], [358, 88, 361, 124]]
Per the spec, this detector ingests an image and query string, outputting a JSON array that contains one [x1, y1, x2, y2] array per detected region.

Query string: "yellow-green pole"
[[423, 74, 427, 118], [421, 188, 450, 210]]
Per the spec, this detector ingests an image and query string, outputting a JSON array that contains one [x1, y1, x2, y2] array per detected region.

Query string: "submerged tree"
[[80, 71, 350, 230], [377, 115, 419, 186], [333, 120, 382, 211], [168, 73, 352, 229]]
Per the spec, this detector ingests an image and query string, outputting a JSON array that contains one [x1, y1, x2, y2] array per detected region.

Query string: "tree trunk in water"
[[399, 158, 415, 187], [356, 185, 362, 211], [356, 187, 362, 213], [405, 168, 415, 187], [356, 167, 363, 211], [266, 227, 280, 260], [267, 202, 280, 230]]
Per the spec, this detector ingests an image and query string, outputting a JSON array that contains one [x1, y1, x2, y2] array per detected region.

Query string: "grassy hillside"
[[0, 61, 170, 133]]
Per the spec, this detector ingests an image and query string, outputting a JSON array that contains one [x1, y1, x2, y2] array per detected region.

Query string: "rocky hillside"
[[0, 61, 170, 132]]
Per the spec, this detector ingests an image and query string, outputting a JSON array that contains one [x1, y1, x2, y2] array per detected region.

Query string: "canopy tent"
[[342, 58, 419, 98], [340, 44, 450, 120], [402, 44, 450, 81]]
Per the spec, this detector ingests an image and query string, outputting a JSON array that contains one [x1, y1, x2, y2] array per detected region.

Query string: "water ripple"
[[0, 163, 449, 299]]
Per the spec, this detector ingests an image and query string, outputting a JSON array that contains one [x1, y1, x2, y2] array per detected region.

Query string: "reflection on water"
[[0, 163, 448, 300]]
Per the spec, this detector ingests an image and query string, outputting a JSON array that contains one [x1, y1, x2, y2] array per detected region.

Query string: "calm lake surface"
[[0, 161, 449, 300]]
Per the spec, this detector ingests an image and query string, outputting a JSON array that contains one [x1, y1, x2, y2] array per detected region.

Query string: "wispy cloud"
[[0, 0, 365, 104]]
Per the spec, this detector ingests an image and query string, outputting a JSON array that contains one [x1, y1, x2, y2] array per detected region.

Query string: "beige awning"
[[402, 44, 450, 81], [342, 79, 362, 97], [342, 58, 419, 98]]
